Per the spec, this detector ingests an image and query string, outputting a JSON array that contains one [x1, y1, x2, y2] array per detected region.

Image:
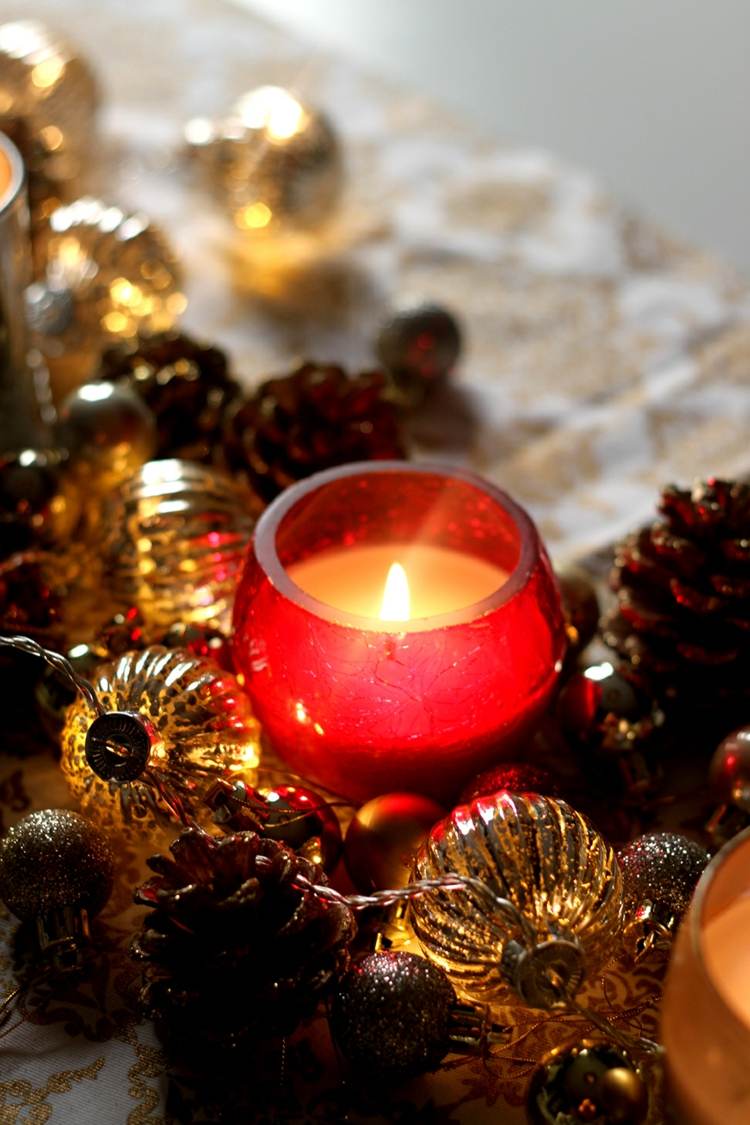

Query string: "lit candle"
[[287, 545, 508, 625], [232, 461, 566, 802], [663, 829, 750, 1125]]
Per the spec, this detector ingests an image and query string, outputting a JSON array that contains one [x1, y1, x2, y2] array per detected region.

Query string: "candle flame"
[[379, 562, 411, 621]]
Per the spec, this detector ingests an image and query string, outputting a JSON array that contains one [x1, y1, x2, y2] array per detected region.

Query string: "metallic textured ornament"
[[618, 831, 709, 959], [101, 459, 255, 632], [527, 1039, 649, 1125], [344, 793, 446, 893], [58, 381, 157, 493], [460, 761, 559, 804], [207, 778, 342, 873], [60, 645, 261, 843], [0, 447, 80, 556], [330, 951, 456, 1081], [0, 21, 98, 213], [556, 563, 600, 656], [0, 809, 113, 965], [184, 85, 342, 235], [28, 197, 185, 393], [411, 793, 623, 1011], [376, 301, 462, 406]]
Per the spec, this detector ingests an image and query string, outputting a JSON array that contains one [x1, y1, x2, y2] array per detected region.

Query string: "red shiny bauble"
[[710, 725, 750, 811], [344, 793, 446, 893], [460, 761, 559, 804]]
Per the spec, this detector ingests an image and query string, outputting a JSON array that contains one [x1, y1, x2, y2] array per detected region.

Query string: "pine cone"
[[220, 361, 406, 504], [602, 479, 750, 721], [132, 828, 355, 1052], [97, 331, 241, 462]]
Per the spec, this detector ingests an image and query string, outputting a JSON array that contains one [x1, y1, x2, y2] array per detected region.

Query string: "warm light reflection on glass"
[[379, 562, 411, 622], [236, 85, 306, 140], [237, 201, 273, 230]]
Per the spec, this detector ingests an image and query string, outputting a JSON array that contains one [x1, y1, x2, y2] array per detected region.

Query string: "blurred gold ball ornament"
[[58, 381, 157, 494], [0, 447, 80, 556], [344, 793, 445, 893], [60, 644, 261, 843], [184, 85, 342, 236], [0, 21, 98, 221], [27, 197, 185, 395], [411, 792, 623, 1011], [101, 459, 255, 633]]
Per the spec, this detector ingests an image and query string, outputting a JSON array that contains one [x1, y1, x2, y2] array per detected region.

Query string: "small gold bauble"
[[101, 459, 255, 632], [0, 20, 98, 190], [60, 645, 261, 843], [28, 197, 185, 394], [185, 85, 342, 235], [59, 381, 158, 494], [344, 793, 445, 892]]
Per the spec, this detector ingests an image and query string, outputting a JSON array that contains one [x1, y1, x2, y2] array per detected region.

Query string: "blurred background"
[[241, 0, 750, 273]]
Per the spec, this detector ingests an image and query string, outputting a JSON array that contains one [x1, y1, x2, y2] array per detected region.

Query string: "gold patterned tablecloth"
[[0, 0, 749, 1119]]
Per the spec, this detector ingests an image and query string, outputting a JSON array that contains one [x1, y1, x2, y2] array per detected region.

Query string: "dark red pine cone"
[[132, 828, 355, 1053], [220, 361, 406, 504], [0, 551, 65, 647], [602, 478, 750, 721], [97, 330, 241, 462]]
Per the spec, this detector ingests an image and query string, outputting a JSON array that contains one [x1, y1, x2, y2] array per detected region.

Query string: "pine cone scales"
[[98, 331, 240, 462], [221, 362, 405, 503], [132, 828, 354, 1049], [603, 479, 750, 713]]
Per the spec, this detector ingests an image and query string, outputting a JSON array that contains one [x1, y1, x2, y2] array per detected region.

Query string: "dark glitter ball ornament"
[[330, 951, 456, 1082], [0, 809, 114, 922], [527, 1039, 649, 1125], [460, 762, 559, 804], [709, 725, 750, 811], [97, 330, 240, 462], [376, 302, 461, 404], [618, 831, 709, 958], [220, 361, 405, 504]]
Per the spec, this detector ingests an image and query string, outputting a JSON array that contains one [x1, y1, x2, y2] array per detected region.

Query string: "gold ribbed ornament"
[[0, 20, 98, 214], [60, 645, 261, 844], [28, 198, 185, 396], [101, 459, 255, 632], [411, 793, 623, 1011], [184, 85, 342, 235]]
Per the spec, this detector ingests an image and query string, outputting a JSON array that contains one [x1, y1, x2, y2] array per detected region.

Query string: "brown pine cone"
[[132, 828, 355, 1053], [220, 361, 406, 504], [602, 479, 750, 722], [97, 331, 241, 462]]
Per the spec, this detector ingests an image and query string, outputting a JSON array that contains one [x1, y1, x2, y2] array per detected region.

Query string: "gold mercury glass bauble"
[[27, 197, 185, 396], [58, 381, 157, 494], [101, 459, 255, 633], [61, 645, 261, 844], [411, 792, 623, 1011], [0, 20, 98, 190], [184, 85, 342, 235]]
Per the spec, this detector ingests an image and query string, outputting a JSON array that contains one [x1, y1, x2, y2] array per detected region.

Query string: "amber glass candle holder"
[[662, 827, 750, 1125], [232, 462, 566, 802]]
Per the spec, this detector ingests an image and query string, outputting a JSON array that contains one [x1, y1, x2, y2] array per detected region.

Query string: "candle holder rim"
[[0, 131, 27, 216], [252, 459, 542, 633], [683, 824, 750, 1032]]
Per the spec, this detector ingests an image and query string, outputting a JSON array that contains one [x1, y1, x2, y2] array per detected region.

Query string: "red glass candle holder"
[[232, 462, 566, 802]]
